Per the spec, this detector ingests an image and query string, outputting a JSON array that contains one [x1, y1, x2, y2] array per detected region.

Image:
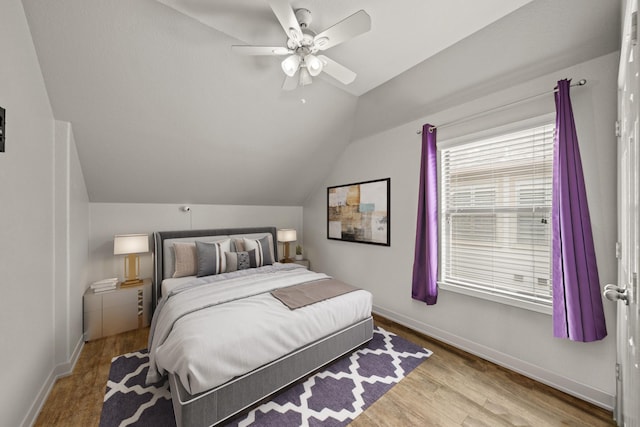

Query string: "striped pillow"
[[195, 239, 230, 277], [243, 236, 274, 267]]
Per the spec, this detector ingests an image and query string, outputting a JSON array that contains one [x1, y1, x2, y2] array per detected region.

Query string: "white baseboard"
[[21, 335, 85, 427], [373, 305, 614, 411], [53, 334, 84, 378]]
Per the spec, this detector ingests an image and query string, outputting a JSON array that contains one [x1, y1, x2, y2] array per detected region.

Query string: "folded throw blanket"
[[272, 279, 359, 309]]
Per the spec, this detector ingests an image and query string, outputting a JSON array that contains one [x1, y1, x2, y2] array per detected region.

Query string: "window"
[[439, 121, 554, 312]]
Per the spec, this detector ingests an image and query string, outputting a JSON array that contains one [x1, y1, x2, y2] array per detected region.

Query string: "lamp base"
[[120, 278, 144, 288], [121, 254, 143, 287], [280, 241, 295, 264]]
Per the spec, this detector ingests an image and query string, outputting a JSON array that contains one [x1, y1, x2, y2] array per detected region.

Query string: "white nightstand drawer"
[[103, 302, 138, 336], [103, 286, 138, 308], [83, 293, 102, 312]]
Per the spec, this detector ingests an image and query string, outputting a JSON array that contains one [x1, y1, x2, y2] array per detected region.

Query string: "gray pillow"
[[243, 235, 274, 266], [195, 239, 230, 277], [225, 250, 260, 272]]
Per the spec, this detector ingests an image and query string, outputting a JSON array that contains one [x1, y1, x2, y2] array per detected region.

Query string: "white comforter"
[[146, 264, 372, 395]]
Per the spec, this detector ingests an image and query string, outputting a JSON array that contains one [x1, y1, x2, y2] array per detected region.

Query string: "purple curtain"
[[412, 124, 438, 305], [552, 79, 607, 342]]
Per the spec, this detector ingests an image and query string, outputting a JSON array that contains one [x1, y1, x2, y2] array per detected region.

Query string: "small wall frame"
[[327, 178, 390, 246], [0, 106, 5, 152]]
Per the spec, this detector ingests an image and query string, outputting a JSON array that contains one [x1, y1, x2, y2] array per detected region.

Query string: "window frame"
[[436, 114, 555, 315]]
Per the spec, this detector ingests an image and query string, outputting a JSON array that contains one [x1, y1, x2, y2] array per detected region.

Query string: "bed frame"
[[152, 226, 374, 427]]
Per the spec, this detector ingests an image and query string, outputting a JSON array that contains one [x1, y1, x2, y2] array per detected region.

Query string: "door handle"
[[603, 284, 629, 305]]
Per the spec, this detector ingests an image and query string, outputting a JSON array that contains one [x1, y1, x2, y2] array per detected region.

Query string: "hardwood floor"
[[34, 316, 615, 426], [34, 327, 149, 427], [364, 316, 615, 427]]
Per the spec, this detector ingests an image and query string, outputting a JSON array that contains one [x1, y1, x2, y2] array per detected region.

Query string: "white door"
[[606, 1, 640, 425]]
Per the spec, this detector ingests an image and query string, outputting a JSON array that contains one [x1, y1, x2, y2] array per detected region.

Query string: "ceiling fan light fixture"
[[233, 4, 371, 90], [299, 67, 313, 86], [305, 54, 323, 76], [281, 54, 301, 77]]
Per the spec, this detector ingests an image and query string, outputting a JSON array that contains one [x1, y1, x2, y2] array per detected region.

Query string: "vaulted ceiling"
[[22, 0, 619, 205]]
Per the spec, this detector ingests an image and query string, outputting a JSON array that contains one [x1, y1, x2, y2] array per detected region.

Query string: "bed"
[[149, 226, 373, 427]]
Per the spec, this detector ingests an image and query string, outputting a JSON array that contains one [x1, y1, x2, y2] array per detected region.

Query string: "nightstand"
[[83, 278, 152, 341], [293, 259, 310, 269]]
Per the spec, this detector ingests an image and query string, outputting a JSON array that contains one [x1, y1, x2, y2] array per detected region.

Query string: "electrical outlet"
[[0, 106, 5, 152]]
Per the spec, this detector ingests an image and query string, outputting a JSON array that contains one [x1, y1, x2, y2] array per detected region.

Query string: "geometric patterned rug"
[[99, 326, 432, 427]]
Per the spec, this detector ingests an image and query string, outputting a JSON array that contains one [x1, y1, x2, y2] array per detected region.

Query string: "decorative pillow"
[[195, 239, 230, 277], [232, 238, 246, 252], [225, 250, 260, 272], [243, 236, 274, 267], [172, 242, 197, 278]]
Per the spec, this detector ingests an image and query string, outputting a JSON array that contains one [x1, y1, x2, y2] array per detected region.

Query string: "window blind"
[[439, 123, 554, 306]]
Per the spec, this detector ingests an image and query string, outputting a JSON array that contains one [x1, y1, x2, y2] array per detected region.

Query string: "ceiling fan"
[[231, 0, 371, 90]]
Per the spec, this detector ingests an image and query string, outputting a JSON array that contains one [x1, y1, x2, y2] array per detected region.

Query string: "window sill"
[[438, 281, 552, 315]]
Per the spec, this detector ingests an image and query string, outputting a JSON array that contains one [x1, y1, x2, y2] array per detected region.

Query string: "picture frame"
[[0, 106, 5, 153], [327, 178, 390, 246]]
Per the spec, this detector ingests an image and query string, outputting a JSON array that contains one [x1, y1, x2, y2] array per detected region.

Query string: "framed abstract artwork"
[[327, 178, 390, 246]]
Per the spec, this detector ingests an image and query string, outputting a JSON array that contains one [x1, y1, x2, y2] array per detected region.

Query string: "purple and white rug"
[[100, 326, 432, 427]]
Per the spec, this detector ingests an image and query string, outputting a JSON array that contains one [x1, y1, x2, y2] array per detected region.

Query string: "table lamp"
[[277, 229, 297, 263], [113, 234, 149, 287]]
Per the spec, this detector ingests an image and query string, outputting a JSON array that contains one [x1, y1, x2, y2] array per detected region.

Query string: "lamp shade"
[[298, 67, 312, 86], [305, 54, 323, 77], [281, 54, 301, 77], [277, 229, 297, 243], [113, 234, 149, 255]]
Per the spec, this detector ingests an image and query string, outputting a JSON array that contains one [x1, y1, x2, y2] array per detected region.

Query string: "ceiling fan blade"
[[231, 45, 292, 56], [282, 74, 299, 91], [317, 55, 356, 85], [313, 10, 371, 51], [269, 0, 303, 46]]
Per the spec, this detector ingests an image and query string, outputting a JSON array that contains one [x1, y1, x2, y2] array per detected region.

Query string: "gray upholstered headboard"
[[152, 226, 278, 311]]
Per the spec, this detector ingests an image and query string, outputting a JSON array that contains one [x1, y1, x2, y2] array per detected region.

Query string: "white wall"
[[67, 126, 90, 361], [304, 52, 619, 409], [0, 3, 89, 426], [0, 3, 55, 426], [88, 203, 304, 284], [54, 121, 89, 369]]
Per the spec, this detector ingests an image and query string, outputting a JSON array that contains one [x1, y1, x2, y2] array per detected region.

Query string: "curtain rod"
[[416, 79, 587, 134]]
